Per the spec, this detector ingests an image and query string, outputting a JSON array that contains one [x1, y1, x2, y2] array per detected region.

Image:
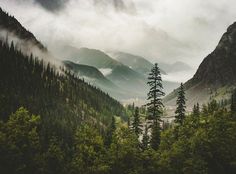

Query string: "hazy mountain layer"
[[110, 51, 166, 76]]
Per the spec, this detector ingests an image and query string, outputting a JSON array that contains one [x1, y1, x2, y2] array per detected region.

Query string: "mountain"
[[55, 46, 180, 100], [56, 47, 147, 95], [62, 60, 131, 99], [0, 7, 46, 51], [159, 61, 192, 73], [63, 60, 115, 87], [0, 7, 60, 67], [164, 22, 236, 107], [109, 51, 166, 76], [70, 47, 120, 69], [108, 51, 179, 95], [0, 8, 126, 131]]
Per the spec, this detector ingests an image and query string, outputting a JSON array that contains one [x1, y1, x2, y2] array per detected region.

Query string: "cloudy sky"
[[1, 0, 236, 70]]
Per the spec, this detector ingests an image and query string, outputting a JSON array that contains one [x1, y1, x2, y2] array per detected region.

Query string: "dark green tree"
[[127, 116, 131, 128], [109, 127, 142, 174], [0, 107, 41, 174], [131, 107, 142, 137], [105, 116, 116, 147], [192, 103, 200, 117], [146, 63, 165, 150], [175, 83, 186, 125], [71, 125, 108, 174], [142, 124, 149, 150], [231, 89, 236, 116], [207, 99, 219, 115], [192, 103, 200, 127]]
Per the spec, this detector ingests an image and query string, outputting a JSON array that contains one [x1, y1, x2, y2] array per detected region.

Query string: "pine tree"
[[192, 103, 200, 117], [142, 124, 149, 150], [146, 63, 165, 150], [175, 83, 186, 125], [131, 107, 142, 137], [105, 116, 116, 147], [231, 89, 236, 117], [127, 116, 130, 128], [192, 103, 200, 126]]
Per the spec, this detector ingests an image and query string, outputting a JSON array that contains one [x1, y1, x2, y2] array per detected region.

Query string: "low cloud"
[[99, 68, 113, 76], [1, 0, 236, 73]]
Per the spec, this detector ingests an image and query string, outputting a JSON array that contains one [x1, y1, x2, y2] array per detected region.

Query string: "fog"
[[0, 29, 63, 68], [1, 0, 236, 74]]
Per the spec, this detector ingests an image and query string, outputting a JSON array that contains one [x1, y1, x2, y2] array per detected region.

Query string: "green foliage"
[[231, 89, 236, 116], [104, 116, 116, 147], [147, 63, 165, 150], [109, 127, 143, 174], [142, 124, 149, 150], [71, 125, 108, 174], [147, 63, 165, 121], [0, 40, 125, 144], [158, 107, 236, 174], [131, 107, 142, 137], [0, 107, 41, 174], [1, 99, 236, 174], [191, 103, 200, 127], [150, 121, 161, 150], [192, 103, 200, 117], [175, 83, 186, 125]]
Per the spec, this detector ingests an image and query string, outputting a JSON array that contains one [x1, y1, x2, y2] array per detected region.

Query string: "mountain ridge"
[[109, 51, 166, 75], [164, 22, 236, 107], [0, 7, 46, 51]]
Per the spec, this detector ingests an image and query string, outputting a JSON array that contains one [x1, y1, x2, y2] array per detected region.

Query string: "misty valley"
[[1, 1, 236, 174]]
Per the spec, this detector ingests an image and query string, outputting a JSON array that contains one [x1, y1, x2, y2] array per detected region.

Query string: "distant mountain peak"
[[109, 51, 166, 75]]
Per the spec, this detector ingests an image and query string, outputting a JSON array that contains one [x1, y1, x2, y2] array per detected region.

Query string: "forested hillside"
[[1, 91, 236, 174], [0, 7, 45, 51], [0, 40, 125, 142]]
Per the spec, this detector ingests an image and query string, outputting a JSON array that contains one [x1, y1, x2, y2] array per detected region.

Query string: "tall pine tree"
[[147, 63, 165, 150], [131, 107, 142, 137], [175, 83, 186, 125]]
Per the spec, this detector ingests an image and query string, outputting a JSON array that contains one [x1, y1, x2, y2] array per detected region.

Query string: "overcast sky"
[[1, 0, 236, 70]]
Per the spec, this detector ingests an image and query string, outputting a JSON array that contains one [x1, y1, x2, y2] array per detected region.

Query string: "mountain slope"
[[56, 46, 180, 99], [0, 7, 46, 51], [63, 60, 116, 87], [164, 22, 236, 107], [109, 51, 166, 76], [159, 61, 192, 73], [58, 47, 147, 93], [70, 47, 120, 69], [63, 60, 142, 100], [0, 8, 126, 135]]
